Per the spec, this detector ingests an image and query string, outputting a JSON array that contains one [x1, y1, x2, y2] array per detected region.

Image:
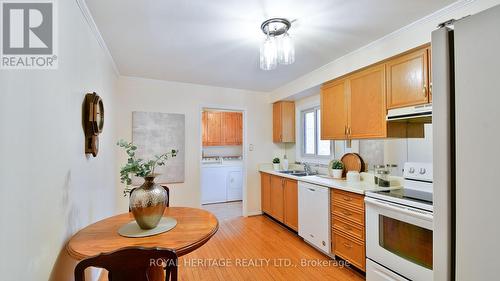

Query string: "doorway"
[[200, 107, 245, 220]]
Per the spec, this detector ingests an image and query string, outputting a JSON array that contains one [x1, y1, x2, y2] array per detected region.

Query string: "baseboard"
[[245, 210, 263, 217]]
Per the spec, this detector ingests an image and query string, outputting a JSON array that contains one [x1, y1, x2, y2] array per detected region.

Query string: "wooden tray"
[[340, 153, 365, 177]]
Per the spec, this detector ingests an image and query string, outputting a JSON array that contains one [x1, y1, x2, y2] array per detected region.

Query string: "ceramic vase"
[[331, 169, 343, 179]]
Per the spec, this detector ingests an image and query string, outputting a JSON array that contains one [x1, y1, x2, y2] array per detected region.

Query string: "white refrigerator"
[[432, 4, 500, 281]]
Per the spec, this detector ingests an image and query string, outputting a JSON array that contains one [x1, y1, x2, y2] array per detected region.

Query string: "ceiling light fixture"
[[260, 18, 294, 70]]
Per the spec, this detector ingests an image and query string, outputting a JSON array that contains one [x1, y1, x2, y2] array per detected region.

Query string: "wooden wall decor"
[[83, 92, 104, 157]]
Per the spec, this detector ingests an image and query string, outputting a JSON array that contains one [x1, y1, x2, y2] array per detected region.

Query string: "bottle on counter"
[[282, 154, 289, 171]]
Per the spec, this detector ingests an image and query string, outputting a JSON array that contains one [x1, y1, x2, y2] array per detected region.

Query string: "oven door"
[[365, 197, 433, 281]]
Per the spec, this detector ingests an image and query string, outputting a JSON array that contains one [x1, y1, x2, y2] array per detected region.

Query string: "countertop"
[[259, 169, 402, 195]]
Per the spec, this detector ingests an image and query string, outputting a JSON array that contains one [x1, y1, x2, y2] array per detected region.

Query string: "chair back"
[[74, 247, 177, 281]]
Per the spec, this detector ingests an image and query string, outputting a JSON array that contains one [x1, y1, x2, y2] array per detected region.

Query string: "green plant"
[[117, 139, 178, 186], [331, 160, 344, 170], [272, 157, 280, 164]]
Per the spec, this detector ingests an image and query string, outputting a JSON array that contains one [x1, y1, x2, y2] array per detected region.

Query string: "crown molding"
[[75, 0, 119, 76]]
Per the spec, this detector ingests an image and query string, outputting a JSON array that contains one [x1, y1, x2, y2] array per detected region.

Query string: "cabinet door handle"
[[423, 85, 428, 97], [341, 210, 352, 216], [343, 196, 352, 201], [344, 125, 347, 136], [429, 82, 433, 96], [343, 242, 353, 248]]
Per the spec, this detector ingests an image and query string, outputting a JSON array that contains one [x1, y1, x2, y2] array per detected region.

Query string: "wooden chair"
[[74, 247, 178, 281]]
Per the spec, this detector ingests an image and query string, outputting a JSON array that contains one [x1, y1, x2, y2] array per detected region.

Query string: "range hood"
[[387, 104, 432, 123]]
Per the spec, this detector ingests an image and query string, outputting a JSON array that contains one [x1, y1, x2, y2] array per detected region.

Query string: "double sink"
[[278, 170, 318, 177]]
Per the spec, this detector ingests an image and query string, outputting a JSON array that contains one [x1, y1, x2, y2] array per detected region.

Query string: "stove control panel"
[[404, 162, 433, 182]]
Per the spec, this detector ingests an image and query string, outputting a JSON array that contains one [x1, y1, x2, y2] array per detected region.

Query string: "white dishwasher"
[[298, 181, 331, 255]]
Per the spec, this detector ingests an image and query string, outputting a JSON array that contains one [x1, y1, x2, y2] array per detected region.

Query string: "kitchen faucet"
[[303, 162, 313, 175]]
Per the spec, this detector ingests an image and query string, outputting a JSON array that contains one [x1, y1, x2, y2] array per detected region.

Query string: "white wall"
[[115, 76, 275, 215], [0, 1, 118, 281], [270, 0, 500, 101]]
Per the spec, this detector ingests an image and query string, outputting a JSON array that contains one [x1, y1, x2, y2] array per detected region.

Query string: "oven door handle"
[[365, 197, 433, 222]]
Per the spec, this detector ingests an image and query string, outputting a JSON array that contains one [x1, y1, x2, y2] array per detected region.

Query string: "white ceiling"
[[86, 0, 456, 92]]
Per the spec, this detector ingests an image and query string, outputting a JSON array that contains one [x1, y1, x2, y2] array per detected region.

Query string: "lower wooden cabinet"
[[331, 189, 366, 272], [333, 231, 366, 270], [261, 173, 271, 214], [270, 175, 285, 221], [260, 173, 298, 231], [283, 179, 298, 231]]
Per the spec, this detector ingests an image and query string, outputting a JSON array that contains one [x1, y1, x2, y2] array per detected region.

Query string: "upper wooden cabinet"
[[273, 101, 295, 143], [320, 45, 429, 140], [349, 64, 387, 138], [222, 112, 242, 145], [202, 111, 242, 146], [205, 111, 223, 146], [202, 111, 208, 144], [386, 47, 430, 109], [321, 64, 387, 140], [321, 80, 348, 140]]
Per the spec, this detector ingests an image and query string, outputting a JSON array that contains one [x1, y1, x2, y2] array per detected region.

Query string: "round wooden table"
[[66, 207, 218, 280]]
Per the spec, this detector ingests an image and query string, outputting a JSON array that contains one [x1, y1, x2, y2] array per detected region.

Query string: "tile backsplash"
[[358, 124, 433, 176]]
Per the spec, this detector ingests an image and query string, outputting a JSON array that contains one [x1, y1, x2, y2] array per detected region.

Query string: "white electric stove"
[[365, 162, 434, 281]]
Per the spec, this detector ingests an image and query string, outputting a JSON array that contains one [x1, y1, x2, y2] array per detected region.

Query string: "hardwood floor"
[[178, 214, 364, 281], [202, 201, 242, 221]]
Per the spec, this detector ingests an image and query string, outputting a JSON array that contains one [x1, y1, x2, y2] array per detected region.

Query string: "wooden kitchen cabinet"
[[261, 173, 271, 214], [202, 111, 242, 146], [205, 111, 222, 146], [202, 111, 208, 144], [349, 64, 387, 138], [321, 64, 387, 140], [283, 179, 298, 231], [222, 112, 242, 145], [428, 47, 433, 103], [321, 80, 348, 140], [270, 175, 285, 221], [273, 101, 295, 143], [331, 189, 366, 271], [260, 173, 298, 231], [320, 45, 429, 140], [386, 46, 430, 109], [334, 230, 366, 270]]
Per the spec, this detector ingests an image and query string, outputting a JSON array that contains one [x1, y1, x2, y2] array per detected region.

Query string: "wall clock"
[[83, 92, 104, 157]]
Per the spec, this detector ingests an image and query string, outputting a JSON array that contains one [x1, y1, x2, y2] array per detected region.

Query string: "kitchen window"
[[301, 107, 332, 158]]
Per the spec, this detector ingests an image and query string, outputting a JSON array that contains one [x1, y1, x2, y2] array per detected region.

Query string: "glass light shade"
[[278, 32, 295, 65], [260, 36, 277, 70]]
